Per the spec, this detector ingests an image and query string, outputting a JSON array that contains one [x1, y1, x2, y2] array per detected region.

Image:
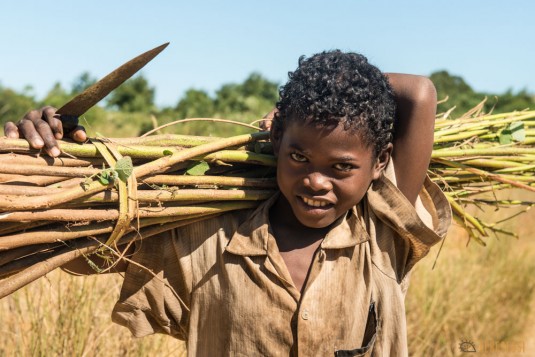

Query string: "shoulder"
[[362, 161, 451, 282]]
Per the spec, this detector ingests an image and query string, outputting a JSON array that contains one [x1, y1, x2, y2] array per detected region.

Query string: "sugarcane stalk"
[[0, 173, 67, 186], [433, 110, 535, 129], [75, 188, 276, 204], [0, 237, 99, 298], [447, 196, 486, 236], [0, 132, 270, 211], [0, 242, 63, 267], [142, 175, 276, 188], [0, 185, 64, 196], [432, 147, 535, 157], [0, 211, 225, 251], [0, 164, 100, 178], [0, 201, 258, 222], [0, 153, 99, 167], [132, 132, 269, 178], [0, 213, 220, 298]]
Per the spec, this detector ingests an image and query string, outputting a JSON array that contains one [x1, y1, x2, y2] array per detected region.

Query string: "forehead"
[[280, 121, 373, 157]]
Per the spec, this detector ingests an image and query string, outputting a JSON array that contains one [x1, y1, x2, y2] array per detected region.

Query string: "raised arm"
[[385, 73, 437, 206]]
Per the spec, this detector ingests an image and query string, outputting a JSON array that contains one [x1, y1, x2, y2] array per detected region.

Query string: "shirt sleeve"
[[366, 160, 452, 281], [111, 228, 192, 340]]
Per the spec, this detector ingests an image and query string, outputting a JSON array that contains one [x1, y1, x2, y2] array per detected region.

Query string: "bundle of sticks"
[[1, 108, 535, 298]]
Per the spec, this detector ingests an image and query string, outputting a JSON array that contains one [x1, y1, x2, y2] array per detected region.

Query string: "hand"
[[259, 108, 277, 131], [3, 106, 87, 157]]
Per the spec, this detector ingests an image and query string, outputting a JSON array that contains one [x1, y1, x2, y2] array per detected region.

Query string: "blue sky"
[[1, 0, 534, 108]]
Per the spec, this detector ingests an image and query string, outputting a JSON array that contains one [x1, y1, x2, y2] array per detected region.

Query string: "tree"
[[106, 75, 155, 113], [40, 82, 70, 109], [214, 73, 278, 118], [71, 72, 97, 95], [0, 84, 36, 125], [242, 72, 279, 103], [430, 70, 484, 116], [430, 71, 535, 116], [175, 89, 215, 118], [487, 89, 534, 113]]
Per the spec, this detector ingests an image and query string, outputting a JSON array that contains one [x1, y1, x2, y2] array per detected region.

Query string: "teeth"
[[302, 197, 328, 207]]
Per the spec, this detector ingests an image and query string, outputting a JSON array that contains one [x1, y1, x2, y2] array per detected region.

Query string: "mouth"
[[299, 196, 334, 209]]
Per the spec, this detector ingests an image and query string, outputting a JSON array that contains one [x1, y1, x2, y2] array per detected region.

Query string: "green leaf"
[[99, 175, 110, 185], [499, 122, 525, 145], [499, 129, 512, 145], [185, 161, 210, 176], [115, 156, 134, 182], [509, 121, 525, 142]]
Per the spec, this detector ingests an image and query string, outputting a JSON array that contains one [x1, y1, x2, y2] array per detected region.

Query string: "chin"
[[292, 210, 339, 229]]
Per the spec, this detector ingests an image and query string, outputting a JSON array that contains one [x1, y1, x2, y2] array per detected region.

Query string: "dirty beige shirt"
[[112, 168, 451, 356]]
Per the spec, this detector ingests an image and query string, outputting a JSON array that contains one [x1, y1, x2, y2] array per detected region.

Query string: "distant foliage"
[[106, 75, 156, 113], [1, 70, 533, 136], [0, 85, 36, 126], [431, 70, 534, 116]]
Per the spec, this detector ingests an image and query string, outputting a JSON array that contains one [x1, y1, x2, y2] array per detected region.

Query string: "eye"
[[290, 152, 308, 162], [333, 163, 354, 172]]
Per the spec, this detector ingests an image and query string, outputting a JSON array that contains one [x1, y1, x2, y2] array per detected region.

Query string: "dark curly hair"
[[273, 50, 395, 158]]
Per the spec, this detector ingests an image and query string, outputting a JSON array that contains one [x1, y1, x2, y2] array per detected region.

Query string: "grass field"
[[1, 192, 534, 356]]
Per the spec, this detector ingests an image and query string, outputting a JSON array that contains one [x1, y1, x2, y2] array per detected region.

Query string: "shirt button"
[[301, 309, 309, 320]]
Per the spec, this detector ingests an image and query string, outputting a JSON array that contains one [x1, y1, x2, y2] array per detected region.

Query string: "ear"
[[372, 143, 393, 180]]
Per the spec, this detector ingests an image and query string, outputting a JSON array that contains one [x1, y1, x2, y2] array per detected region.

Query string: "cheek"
[[277, 160, 301, 191], [277, 157, 306, 178], [336, 176, 372, 205]]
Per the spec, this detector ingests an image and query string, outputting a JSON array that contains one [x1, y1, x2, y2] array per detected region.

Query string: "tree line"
[[1, 71, 533, 136]]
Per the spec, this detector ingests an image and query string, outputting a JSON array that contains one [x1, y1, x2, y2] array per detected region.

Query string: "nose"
[[303, 171, 333, 192]]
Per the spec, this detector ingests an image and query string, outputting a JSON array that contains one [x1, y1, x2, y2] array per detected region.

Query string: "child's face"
[[272, 121, 389, 229]]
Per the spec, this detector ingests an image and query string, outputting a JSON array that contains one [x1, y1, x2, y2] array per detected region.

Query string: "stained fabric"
[[112, 164, 451, 356]]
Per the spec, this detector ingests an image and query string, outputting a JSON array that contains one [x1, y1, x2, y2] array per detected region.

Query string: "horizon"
[[1, 0, 533, 108]]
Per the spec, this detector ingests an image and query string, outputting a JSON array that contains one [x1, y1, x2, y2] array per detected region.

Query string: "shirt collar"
[[225, 192, 370, 256]]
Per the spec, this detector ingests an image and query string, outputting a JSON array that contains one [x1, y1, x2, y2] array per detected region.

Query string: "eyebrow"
[[336, 156, 358, 162]]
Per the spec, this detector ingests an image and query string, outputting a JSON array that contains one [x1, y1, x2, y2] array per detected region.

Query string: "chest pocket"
[[334, 302, 377, 357]]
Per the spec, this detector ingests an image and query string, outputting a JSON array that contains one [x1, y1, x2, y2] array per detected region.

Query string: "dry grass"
[[0, 271, 185, 356], [1, 192, 534, 356], [406, 190, 535, 356]]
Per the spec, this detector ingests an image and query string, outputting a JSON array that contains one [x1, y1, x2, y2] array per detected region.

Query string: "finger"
[[18, 117, 45, 149], [4, 121, 20, 138], [34, 119, 60, 157], [68, 125, 87, 143], [259, 119, 272, 131], [41, 106, 62, 139], [23, 109, 60, 155]]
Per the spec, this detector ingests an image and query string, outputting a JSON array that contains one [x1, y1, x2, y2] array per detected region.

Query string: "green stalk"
[[433, 130, 488, 143], [76, 189, 276, 203], [133, 132, 269, 178], [199, 150, 276, 166], [0, 201, 259, 222], [142, 175, 276, 188], [434, 110, 535, 129], [432, 147, 535, 157], [446, 196, 487, 237]]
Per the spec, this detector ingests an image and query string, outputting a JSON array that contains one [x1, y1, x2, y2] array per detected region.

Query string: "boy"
[[5, 50, 451, 356]]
